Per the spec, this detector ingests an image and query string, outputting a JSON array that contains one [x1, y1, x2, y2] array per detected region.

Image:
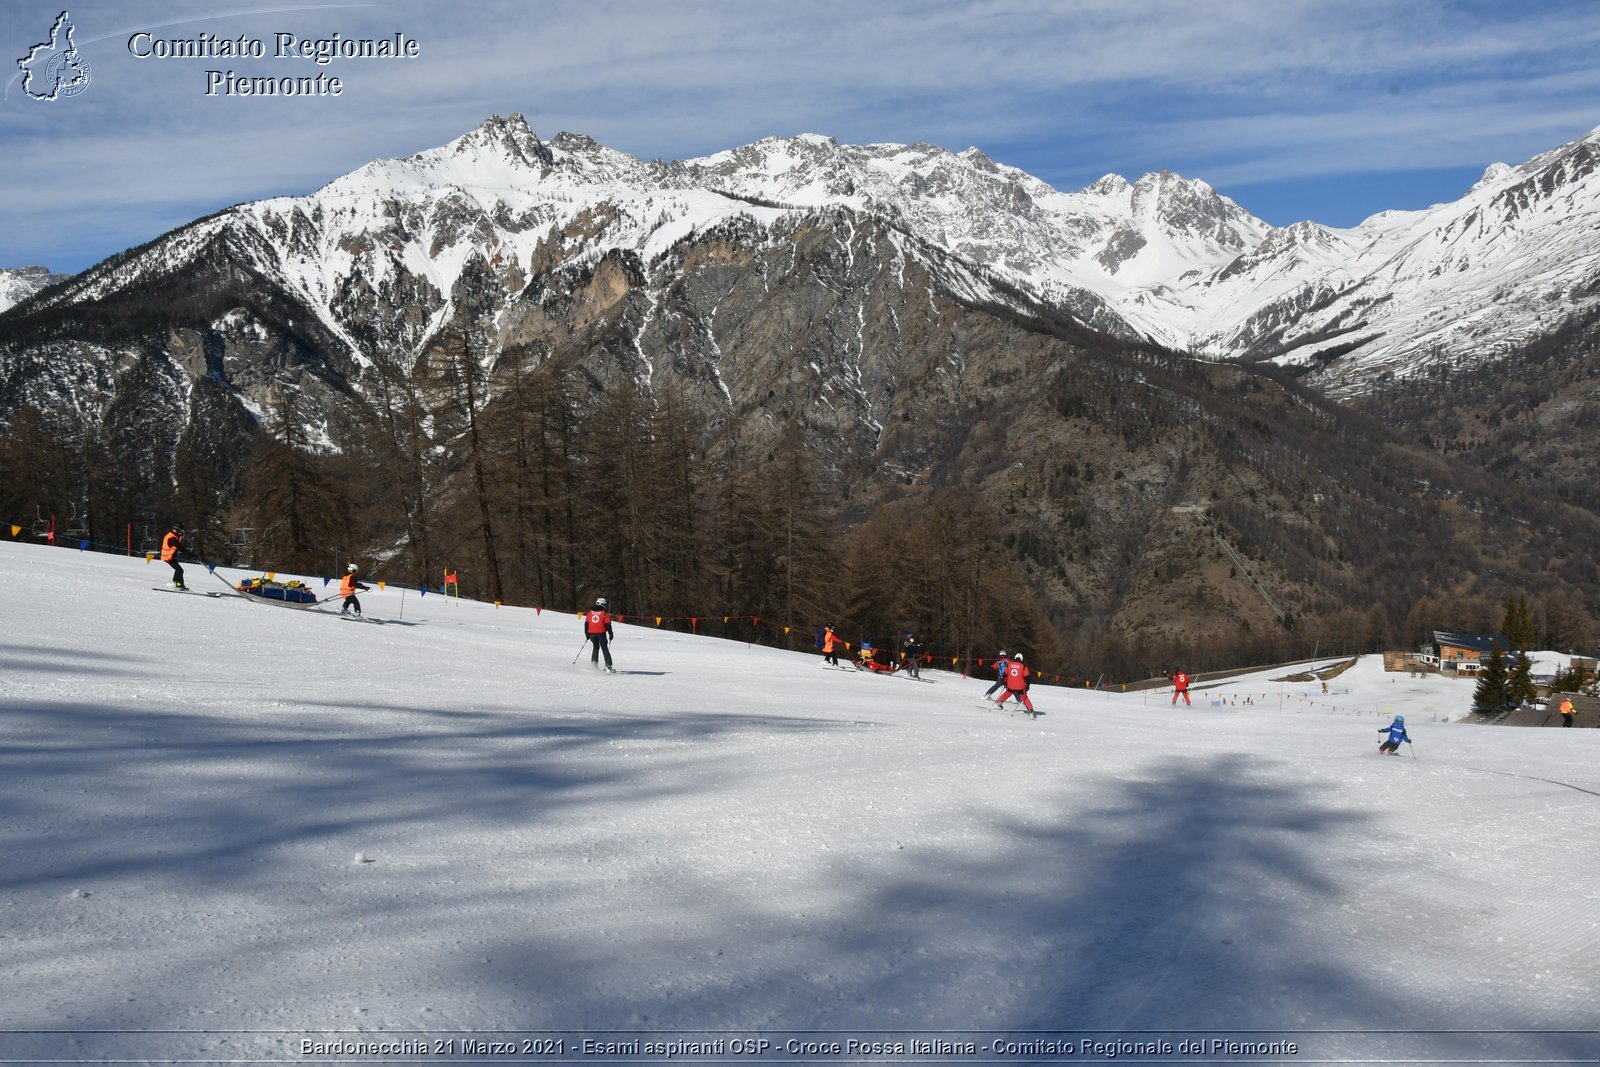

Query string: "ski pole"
[[572, 640, 589, 665], [204, 563, 240, 595], [1407, 739, 1417, 760]]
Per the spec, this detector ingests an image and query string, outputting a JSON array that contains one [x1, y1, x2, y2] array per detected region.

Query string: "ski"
[[337, 614, 384, 625], [152, 586, 224, 598]]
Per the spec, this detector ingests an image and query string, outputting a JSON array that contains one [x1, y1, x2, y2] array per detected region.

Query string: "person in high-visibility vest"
[[161, 526, 187, 589], [339, 563, 370, 619], [821, 625, 848, 668]]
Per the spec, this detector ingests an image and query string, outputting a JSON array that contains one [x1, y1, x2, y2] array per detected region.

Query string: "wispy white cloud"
[[3, 0, 1597, 269]]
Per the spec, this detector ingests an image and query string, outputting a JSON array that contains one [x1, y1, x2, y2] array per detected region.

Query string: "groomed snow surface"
[[3, 542, 1596, 1065]]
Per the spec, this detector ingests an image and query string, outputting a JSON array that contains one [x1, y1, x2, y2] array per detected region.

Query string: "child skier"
[[984, 651, 1009, 702], [821, 625, 849, 668], [1169, 669, 1192, 706], [338, 563, 370, 618], [994, 652, 1037, 716], [1377, 714, 1409, 755]]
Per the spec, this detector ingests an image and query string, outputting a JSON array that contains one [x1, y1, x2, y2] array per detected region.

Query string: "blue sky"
[[5, 0, 1599, 274]]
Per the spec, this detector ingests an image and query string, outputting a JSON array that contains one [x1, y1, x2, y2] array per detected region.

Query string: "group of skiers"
[[818, 626, 1039, 715], [982, 649, 1037, 715], [152, 528, 1484, 755], [159, 524, 373, 617], [816, 625, 929, 678]]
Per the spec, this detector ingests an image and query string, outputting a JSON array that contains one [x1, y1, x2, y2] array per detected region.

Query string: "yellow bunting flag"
[[784, 626, 791, 635], [146, 553, 154, 563], [655, 617, 662, 626], [378, 581, 386, 591], [10, 525, 18, 537]]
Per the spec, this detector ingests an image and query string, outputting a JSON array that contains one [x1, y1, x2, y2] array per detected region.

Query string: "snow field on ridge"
[[0, 542, 1595, 1062]]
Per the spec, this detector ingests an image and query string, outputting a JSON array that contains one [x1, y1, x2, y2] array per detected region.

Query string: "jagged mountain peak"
[[1086, 174, 1132, 197], [409, 111, 553, 173], [1130, 171, 1258, 242], [0, 264, 71, 314], [1470, 161, 1514, 193]]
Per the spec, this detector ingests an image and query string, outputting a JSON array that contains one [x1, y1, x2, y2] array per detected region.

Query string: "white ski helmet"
[[1013, 652, 1024, 662], [347, 563, 359, 572], [595, 597, 607, 608], [997, 649, 1007, 658]]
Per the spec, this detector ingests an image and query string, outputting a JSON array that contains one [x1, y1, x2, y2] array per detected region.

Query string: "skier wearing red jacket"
[[1169, 669, 1192, 706], [995, 652, 1037, 716], [585, 597, 615, 672]]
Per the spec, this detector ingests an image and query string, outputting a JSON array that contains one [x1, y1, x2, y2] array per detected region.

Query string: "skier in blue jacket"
[[1377, 715, 1410, 755], [984, 651, 1009, 702]]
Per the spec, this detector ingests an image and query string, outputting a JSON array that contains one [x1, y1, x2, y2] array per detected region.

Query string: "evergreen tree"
[[1472, 643, 1511, 711], [1506, 650, 1538, 706], [1502, 596, 1536, 651]]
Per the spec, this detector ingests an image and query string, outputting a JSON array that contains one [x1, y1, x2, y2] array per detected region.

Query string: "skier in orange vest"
[[160, 526, 187, 589], [821, 625, 849, 668], [339, 563, 370, 618]]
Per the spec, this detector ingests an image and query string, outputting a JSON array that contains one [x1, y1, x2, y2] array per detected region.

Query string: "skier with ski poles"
[[338, 563, 370, 618], [983, 651, 1010, 702], [585, 597, 615, 672], [1377, 714, 1411, 756], [901, 633, 924, 679], [994, 651, 1037, 716], [1168, 668, 1193, 706]]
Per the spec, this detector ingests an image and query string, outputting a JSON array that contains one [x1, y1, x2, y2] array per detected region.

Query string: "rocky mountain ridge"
[[4, 114, 1600, 664], [0, 266, 71, 314]]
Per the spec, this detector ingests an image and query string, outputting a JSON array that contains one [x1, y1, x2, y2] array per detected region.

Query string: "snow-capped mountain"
[[29, 112, 1600, 400], [1193, 130, 1600, 390], [0, 265, 70, 313], [8, 114, 1600, 648]]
